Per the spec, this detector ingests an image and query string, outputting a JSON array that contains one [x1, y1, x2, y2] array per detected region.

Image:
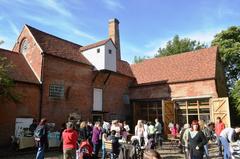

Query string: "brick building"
[[0, 19, 229, 145]]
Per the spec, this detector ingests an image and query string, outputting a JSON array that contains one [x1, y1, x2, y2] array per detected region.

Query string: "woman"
[[170, 124, 178, 138], [62, 122, 78, 159], [78, 121, 89, 143], [135, 120, 145, 146], [188, 120, 207, 159], [101, 130, 108, 159]]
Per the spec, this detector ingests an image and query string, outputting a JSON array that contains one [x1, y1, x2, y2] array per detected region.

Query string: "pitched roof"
[[131, 47, 218, 85], [0, 49, 40, 84], [25, 25, 91, 66], [117, 60, 134, 78], [79, 38, 113, 52]]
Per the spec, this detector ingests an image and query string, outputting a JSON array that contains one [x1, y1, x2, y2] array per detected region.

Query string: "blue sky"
[[0, 0, 240, 63]]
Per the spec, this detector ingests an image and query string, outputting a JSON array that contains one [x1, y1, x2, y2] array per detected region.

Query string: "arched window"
[[20, 38, 29, 55]]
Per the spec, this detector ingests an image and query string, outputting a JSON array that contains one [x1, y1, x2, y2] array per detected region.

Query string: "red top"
[[62, 128, 78, 149], [215, 122, 225, 136]]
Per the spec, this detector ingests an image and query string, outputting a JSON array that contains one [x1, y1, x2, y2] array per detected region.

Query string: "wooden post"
[[197, 100, 200, 121], [186, 101, 189, 124]]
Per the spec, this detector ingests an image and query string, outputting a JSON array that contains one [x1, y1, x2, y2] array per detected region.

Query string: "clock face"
[[20, 39, 29, 55]]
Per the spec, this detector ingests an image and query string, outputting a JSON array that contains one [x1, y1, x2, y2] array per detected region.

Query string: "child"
[[102, 130, 108, 159], [108, 130, 120, 159]]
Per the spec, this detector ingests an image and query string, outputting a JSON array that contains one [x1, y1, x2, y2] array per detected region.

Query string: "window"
[[49, 84, 64, 98], [108, 49, 112, 54], [97, 48, 100, 53], [20, 39, 29, 55], [93, 88, 102, 111]]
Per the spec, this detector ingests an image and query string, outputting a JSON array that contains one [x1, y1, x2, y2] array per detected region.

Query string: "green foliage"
[[155, 35, 207, 57], [211, 26, 240, 88], [0, 40, 3, 45], [0, 56, 20, 102], [133, 35, 206, 63], [133, 56, 150, 64], [231, 80, 240, 115]]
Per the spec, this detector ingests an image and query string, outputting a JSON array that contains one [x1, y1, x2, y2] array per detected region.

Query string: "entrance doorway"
[[132, 100, 162, 125], [175, 98, 210, 126], [92, 114, 103, 122]]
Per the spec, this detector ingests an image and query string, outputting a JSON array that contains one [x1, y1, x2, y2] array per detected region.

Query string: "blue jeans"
[[220, 136, 231, 159], [93, 143, 101, 159], [217, 136, 223, 155], [102, 148, 106, 159], [204, 144, 209, 157], [36, 145, 45, 159]]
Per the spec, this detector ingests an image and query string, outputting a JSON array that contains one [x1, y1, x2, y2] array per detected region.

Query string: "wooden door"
[[210, 97, 231, 127], [162, 100, 175, 135]]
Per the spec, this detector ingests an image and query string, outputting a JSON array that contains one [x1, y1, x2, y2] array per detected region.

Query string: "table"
[[18, 136, 35, 149], [18, 132, 60, 149]]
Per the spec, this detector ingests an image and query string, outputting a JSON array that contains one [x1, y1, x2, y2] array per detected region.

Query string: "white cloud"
[[7, 20, 20, 36], [143, 28, 225, 56], [101, 0, 124, 11], [72, 28, 98, 41], [36, 0, 72, 17]]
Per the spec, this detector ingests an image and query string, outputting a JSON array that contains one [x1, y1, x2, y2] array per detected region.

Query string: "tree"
[[0, 56, 19, 102], [211, 26, 240, 88], [155, 35, 207, 57], [133, 35, 206, 63], [133, 56, 150, 64], [211, 26, 240, 125], [0, 40, 3, 45]]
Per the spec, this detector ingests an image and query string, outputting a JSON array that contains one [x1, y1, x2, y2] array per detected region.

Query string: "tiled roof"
[[0, 49, 40, 84], [26, 25, 92, 66], [117, 60, 134, 78], [79, 38, 112, 52], [131, 47, 218, 84]]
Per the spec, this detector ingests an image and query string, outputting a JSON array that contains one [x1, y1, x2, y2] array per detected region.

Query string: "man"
[[34, 118, 48, 159], [154, 118, 163, 147], [220, 127, 240, 159], [62, 122, 78, 159], [92, 122, 102, 159], [215, 117, 225, 156], [29, 119, 38, 134]]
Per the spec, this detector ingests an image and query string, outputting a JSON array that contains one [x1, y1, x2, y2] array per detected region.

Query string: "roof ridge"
[[131, 46, 217, 66], [25, 24, 82, 47], [79, 38, 112, 52]]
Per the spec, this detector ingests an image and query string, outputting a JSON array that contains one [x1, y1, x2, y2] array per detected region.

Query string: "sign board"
[[15, 118, 33, 137]]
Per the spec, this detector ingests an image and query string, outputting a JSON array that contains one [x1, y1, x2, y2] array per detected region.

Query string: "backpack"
[[34, 126, 45, 141]]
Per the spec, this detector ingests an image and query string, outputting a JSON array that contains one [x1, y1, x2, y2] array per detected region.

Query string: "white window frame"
[[93, 88, 103, 111]]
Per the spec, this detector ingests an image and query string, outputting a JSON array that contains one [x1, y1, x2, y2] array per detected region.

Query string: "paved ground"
[[1, 142, 223, 159]]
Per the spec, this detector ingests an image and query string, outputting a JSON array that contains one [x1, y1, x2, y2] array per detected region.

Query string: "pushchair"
[[131, 136, 147, 159], [76, 140, 93, 159]]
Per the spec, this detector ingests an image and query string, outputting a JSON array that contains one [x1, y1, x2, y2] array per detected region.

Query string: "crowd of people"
[[30, 116, 239, 159], [178, 117, 240, 159], [32, 118, 161, 159]]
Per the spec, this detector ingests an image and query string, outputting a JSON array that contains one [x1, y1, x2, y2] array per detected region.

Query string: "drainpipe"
[[38, 53, 45, 121]]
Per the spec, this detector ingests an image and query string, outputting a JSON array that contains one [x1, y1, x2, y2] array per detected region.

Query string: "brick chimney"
[[108, 18, 121, 60]]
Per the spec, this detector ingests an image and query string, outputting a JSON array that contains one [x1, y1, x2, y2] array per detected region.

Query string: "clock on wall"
[[20, 39, 29, 55]]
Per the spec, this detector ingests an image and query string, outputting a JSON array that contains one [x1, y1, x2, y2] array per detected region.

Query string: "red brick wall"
[[12, 26, 42, 80], [0, 82, 40, 146], [41, 55, 93, 128], [130, 79, 219, 100], [169, 79, 218, 99], [130, 84, 170, 100], [102, 74, 133, 121]]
